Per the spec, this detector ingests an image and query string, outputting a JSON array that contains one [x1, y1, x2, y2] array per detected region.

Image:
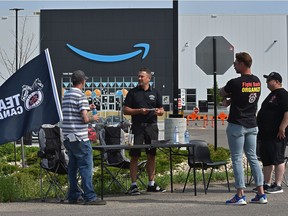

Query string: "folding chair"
[[183, 140, 230, 194], [99, 126, 147, 193], [37, 124, 69, 202]]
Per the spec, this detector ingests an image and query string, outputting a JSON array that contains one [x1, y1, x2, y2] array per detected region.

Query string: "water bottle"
[[173, 126, 179, 144], [92, 108, 97, 115], [184, 129, 190, 144]]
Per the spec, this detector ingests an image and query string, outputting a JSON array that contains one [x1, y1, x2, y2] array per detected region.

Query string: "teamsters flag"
[[0, 49, 63, 145]]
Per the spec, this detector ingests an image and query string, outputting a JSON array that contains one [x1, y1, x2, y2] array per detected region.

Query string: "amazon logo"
[[66, 43, 150, 62]]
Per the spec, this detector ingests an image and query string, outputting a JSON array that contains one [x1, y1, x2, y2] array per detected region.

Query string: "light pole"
[[170, 0, 182, 118], [10, 8, 24, 167], [10, 8, 23, 71]]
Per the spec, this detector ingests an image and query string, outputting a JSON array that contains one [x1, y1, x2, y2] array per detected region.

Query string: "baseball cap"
[[263, 72, 282, 83], [72, 70, 88, 82]]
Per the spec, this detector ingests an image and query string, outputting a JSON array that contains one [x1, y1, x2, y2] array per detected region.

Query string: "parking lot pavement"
[[158, 120, 229, 149], [1, 183, 288, 216]]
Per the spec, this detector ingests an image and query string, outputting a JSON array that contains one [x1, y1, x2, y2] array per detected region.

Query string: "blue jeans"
[[226, 123, 263, 189], [64, 140, 97, 202]]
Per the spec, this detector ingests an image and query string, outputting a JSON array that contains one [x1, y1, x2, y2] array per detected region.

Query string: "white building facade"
[[179, 14, 288, 108]]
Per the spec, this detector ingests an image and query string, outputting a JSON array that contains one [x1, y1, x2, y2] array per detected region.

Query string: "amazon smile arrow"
[[66, 43, 150, 62]]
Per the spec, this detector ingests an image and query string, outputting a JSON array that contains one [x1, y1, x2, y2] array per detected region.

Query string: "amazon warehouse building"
[[0, 9, 287, 113]]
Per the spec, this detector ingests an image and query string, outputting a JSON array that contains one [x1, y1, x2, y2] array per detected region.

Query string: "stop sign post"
[[196, 36, 234, 150]]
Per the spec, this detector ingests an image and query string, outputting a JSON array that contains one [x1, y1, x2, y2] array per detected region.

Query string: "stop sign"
[[196, 36, 234, 75]]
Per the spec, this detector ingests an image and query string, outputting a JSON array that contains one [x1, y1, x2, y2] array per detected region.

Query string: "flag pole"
[[10, 8, 25, 168]]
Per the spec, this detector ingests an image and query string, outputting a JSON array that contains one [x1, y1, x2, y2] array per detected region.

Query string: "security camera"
[[185, 42, 189, 47]]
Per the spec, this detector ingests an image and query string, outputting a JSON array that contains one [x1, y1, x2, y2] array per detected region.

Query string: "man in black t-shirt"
[[257, 72, 288, 194], [220, 52, 267, 205], [123, 68, 165, 195]]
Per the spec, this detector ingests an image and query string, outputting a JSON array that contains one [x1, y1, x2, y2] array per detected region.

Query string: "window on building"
[[61, 76, 154, 111], [207, 88, 214, 109]]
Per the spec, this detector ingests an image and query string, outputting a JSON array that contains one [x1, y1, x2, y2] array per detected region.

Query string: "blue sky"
[[1, 1, 288, 15]]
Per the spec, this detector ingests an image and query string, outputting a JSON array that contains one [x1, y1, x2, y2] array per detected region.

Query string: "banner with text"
[[0, 49, 62, 145]]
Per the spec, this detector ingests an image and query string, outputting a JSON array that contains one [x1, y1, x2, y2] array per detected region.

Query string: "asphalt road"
[[1, 183, 288, 216]]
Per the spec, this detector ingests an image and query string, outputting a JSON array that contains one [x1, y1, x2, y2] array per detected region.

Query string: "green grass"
[[0, 142, 232, 201]]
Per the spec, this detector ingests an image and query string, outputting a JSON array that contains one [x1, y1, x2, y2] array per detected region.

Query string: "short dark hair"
[[71, 70, 87, 85], [235, 52, 252, 68], [139, 67, 152, 78]]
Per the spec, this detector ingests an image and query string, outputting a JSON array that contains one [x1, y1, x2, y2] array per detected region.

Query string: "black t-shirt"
[[123, 86, 163, 123], [257, 88, 288, 138], [224, 74, 261, 128]]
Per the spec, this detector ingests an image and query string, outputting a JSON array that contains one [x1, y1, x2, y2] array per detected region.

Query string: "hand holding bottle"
[[89, 104, 99, 121]]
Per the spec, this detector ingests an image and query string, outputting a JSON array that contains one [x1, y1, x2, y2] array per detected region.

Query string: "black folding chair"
[[37, 124, 69, 202], [183, 140, 230, 194], [99, 126, 147, 193]]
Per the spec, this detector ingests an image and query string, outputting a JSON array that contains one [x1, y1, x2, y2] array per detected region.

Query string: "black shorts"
[[129, 123, 159, 157], [259, 137, 287, 166]]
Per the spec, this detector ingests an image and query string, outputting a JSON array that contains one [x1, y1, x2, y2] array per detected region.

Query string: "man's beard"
[[138, 81, 144, 87]]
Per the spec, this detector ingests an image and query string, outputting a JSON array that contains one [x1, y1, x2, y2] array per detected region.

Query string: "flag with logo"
[[0, 49, 63, 145]]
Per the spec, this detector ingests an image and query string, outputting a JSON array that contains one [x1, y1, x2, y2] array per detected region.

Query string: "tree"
[[209, 81, 223, 107], [0, 16, 39, 81]]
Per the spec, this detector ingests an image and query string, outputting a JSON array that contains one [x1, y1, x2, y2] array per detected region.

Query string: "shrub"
[[0, 174, 18, 202], [0, 163, 19, 175], [0, 143, 17, 163], [25, 147, 39, 165], [208, 144, 230, 162], [0, 173, 40, 202]]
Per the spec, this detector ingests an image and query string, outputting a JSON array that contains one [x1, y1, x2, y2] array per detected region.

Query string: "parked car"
[[104, 115, 131, 133]]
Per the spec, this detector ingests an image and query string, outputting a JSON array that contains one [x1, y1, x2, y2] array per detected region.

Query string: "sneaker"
[[147, 183, 166, 193], [251, 194, 268, 204], [266, 183, 283, 194], [225, 194, 247, 205], [84, 199, 107, 205], [127, 185, 141, 195], [252, 184, 270, 193]]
